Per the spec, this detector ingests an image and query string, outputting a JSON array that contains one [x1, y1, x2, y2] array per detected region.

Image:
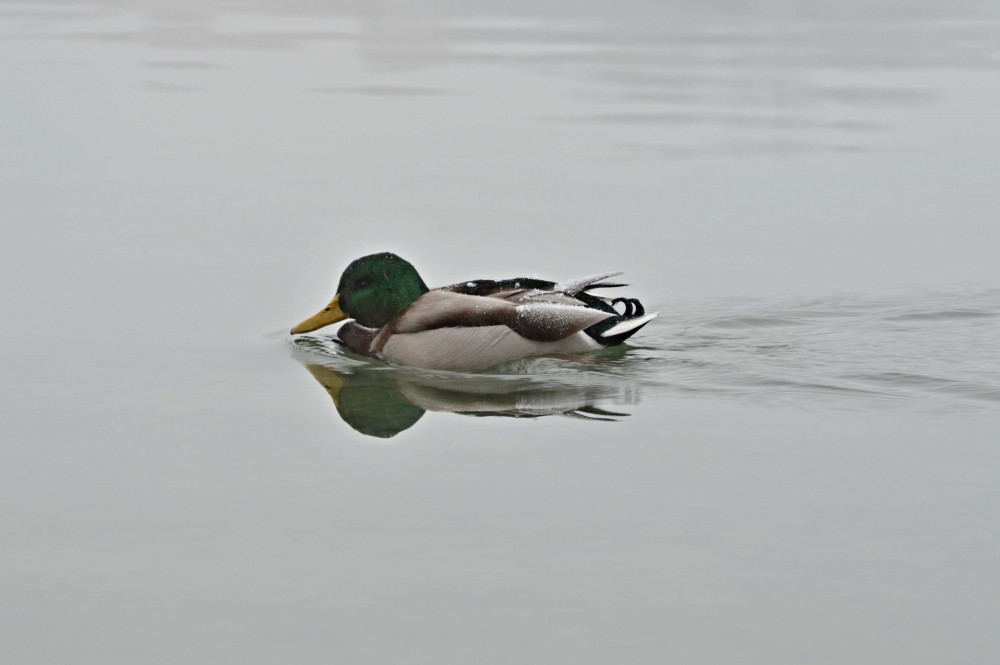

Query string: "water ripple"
[[884, 309, 996, 322]]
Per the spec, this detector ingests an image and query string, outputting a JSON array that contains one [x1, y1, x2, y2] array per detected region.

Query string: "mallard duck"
[[290, 252, 657, 371]]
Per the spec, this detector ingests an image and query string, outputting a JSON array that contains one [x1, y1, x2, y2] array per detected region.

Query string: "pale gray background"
[[2, 1, 999, 663]]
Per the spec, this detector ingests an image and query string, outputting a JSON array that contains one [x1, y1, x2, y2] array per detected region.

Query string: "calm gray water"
[[2, 1, 1000, 663]]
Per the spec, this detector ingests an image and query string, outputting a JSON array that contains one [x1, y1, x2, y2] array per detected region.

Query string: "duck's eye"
[[356, 279, 370, 288]]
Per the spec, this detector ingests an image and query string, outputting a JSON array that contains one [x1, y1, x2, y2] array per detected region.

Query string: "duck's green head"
[[291, 252, 429, 333]]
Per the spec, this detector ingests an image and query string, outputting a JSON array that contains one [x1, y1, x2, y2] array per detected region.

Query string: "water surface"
[[2, 1, 999, 663]]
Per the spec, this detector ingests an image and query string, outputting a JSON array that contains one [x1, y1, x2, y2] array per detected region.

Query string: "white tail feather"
[[600, 312, 659, 338]]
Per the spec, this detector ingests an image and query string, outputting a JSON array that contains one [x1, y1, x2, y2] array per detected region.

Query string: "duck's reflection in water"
[[297, 355, 632, 439]]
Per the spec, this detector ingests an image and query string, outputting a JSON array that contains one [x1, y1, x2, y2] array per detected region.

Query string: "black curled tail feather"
[[610, 297, 644, 318], [577, 294, 652, 346]]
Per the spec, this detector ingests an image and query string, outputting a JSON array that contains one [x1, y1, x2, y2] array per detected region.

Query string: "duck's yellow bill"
[[290, 294, 349, 334]]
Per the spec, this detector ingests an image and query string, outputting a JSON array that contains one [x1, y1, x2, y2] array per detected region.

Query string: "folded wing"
[[377, 289, 613, 346]]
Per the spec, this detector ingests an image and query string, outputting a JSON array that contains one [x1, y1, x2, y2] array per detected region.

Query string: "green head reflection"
[[306, 364, 425, 439]]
